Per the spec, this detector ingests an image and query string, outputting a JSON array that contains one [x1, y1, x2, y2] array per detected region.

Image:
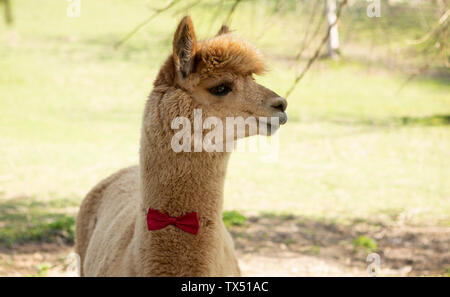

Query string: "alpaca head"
[[151, 16, 287, 150]]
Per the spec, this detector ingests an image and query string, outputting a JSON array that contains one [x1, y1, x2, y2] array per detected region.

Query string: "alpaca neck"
[[140, 142, 230, 217], [137, 124, 230, 275]]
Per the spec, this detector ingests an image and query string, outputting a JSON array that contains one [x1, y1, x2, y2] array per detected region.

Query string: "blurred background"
[[0, 0, 449, 276]]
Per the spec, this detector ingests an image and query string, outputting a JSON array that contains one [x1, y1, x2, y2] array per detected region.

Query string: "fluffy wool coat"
[[75, 16, 286, 276]]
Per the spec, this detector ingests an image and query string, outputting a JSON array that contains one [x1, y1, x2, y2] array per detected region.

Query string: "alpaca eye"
[[209, 84, 231, 96]]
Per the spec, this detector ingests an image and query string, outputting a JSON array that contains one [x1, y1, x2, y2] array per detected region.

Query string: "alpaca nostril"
[[273, 103, 284, 111], [270, 97, 287, 112]]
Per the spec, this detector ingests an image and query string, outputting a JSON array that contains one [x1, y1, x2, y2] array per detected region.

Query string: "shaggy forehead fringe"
[[198, 34, 266, 76]]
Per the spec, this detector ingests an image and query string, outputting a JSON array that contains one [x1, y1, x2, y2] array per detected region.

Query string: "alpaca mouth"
[[261, 112, 288, 126], [259, 112, 287, 135], [278, 111, 288, 125], [259, 112, 288, 126]]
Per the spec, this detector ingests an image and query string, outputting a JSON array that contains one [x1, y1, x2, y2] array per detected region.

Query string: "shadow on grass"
[[297, 114, 450, 128], [397, 114, 450, 126], [226, 211, 450, 276], [0, 197, 77, 247]]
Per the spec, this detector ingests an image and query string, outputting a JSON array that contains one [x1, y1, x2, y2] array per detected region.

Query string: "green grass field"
[[0, 0, 449, 246]]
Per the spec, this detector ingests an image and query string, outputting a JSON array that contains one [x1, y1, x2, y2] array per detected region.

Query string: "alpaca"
[[75, 16, 287, 276]]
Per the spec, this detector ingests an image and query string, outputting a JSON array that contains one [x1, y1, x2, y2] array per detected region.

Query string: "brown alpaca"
[[75, 16, 287, 276]]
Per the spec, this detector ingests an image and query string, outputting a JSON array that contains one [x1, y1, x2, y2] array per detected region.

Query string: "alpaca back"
[[75, 166, 140, 276]]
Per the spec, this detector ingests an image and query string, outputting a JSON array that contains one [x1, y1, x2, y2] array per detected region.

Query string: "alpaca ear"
[[216, 25, 230, 36], [173, 16, 197, 78]]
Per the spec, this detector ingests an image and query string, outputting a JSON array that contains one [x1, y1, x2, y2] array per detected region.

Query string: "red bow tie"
[[147, 208, 199, 235]]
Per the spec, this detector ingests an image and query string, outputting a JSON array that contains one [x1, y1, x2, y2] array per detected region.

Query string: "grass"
[[308, 245, 320, 255], [23, 262, 57, 277], [27, 263, 52, 277], [0, 0, 449, 244], [0, 198, 76, 246], [223, 211, 247, 228], [352, 235, 378, 253]]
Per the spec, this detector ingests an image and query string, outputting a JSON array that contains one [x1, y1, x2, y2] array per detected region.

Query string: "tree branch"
[[285, 0, 348, 98], [223, 0, 242, 26], [294, 0, 325, 61], [114, 0, 181, 49]]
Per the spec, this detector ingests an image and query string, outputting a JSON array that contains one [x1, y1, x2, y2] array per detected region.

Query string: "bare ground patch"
[[233, 214, 449, 276], [0, 243, 73, 277], [0, 214, 448, 276]]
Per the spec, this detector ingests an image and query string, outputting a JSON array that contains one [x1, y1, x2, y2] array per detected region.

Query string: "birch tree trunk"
[[326, 0, 340, 58]]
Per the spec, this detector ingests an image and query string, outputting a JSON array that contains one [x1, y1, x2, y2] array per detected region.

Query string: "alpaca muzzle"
[[266, 96, 288, 125]]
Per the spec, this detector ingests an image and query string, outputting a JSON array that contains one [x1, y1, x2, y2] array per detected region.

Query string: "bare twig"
[[295, 1, 325, 60], [285, 0, 348, 98], [255, 0, 289, 41], [395, 50, 440, 94], [172, 0, 203, 17], [294, 0, 324, 61], [407, 8, 449, 45], [223, 0, 242, 26], [396, 7, 450, 93], [114, 0, 181, 49], [208, 0, 226, 35]]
